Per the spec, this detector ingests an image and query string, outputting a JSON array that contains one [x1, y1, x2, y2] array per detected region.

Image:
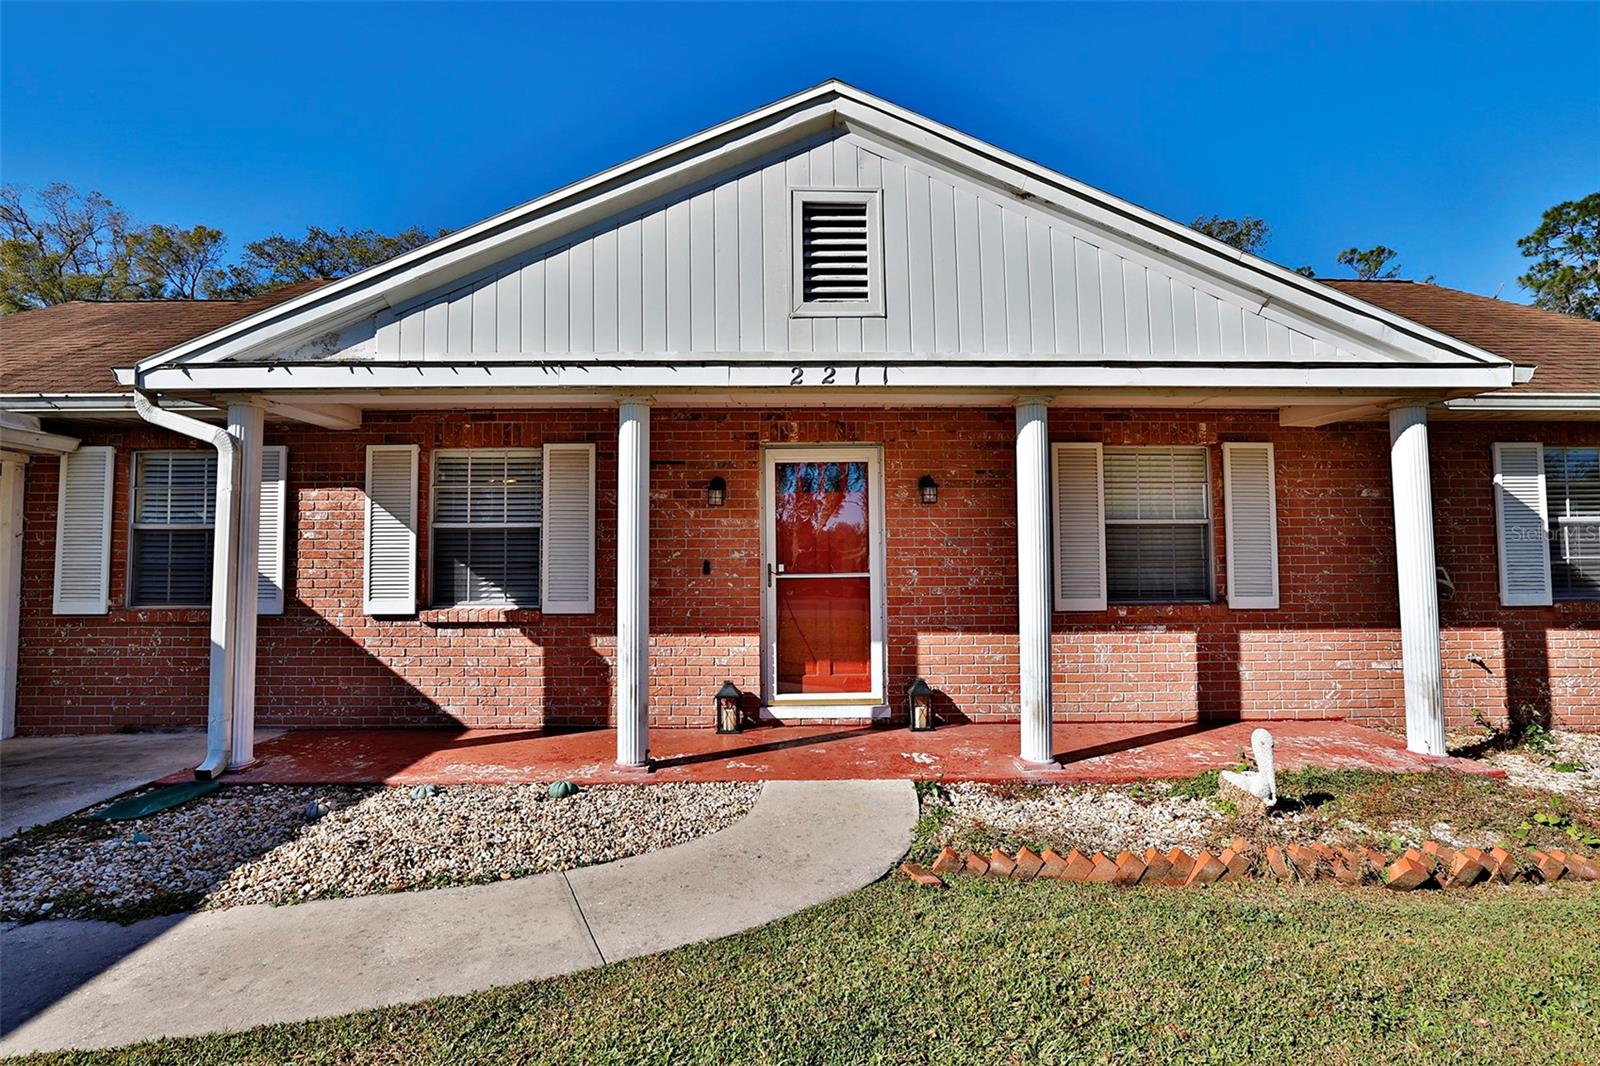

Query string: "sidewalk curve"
[[1, 778, 916, 1054]]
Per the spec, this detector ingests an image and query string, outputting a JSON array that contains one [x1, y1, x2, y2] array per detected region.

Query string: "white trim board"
[[129, 361, 1515, 394]]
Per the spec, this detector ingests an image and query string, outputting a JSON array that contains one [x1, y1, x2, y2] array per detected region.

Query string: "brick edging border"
[[902, 841, 1600, 891]]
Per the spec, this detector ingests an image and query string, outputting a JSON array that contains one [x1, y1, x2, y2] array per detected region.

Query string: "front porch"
[[106, 397, 1461, 780], [167, 719, 1496, 787]]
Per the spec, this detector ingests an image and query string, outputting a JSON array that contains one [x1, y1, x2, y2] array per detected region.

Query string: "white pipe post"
[[1015, 398, 1054, 764], [0, 455, 26, 740], [615, 399, 651, 768], [1389, 405, 1445, 756], [133, 391, 240, 778], [227, 403, 263, 769]]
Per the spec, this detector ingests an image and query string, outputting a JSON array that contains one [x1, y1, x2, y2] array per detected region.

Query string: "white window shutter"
[[257, 445, 288, 615], [1052, 443, 1106, 611], [1493, 442, 1552, 607], [541, 443, 596, 614], [53, 446, 114, 615], [364, 444, 418, 615], [1223, 442, 1280, 609]]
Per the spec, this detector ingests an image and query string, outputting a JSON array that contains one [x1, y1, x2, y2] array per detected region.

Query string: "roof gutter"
[[132, 390, 242, 779], [1442, 393, 1600, 413]]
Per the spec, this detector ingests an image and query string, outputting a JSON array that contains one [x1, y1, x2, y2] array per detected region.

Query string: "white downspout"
[[133, 390, 241, 778]]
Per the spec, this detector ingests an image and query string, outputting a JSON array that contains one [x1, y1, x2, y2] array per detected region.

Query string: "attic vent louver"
[[802, 200, 870, 303], [792, 190, 882, 316]]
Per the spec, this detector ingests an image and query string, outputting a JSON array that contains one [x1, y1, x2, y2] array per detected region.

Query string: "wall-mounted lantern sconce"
[[918, 475, 939, 505], [715, 680, 742, 733], [907, 677, 936, 731], [707, 476, 727, 508]]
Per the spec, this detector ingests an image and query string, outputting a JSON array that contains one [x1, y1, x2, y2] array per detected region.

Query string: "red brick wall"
[[14, 408, 1599, 734], [1431, 421, 1600, 731]]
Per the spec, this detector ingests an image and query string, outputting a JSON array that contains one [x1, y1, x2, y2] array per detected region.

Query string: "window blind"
[[431, 450, 542, 607]]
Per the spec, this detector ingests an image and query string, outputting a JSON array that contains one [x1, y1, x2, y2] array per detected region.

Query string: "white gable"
[[288, 129, 1388, 365], [127, 81, 1512, 394]]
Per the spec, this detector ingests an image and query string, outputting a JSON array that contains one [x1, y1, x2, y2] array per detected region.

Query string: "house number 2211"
[[787, 366, 890, 386]]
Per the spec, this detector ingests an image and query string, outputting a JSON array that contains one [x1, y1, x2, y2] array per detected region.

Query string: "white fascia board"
[[130, 80, 1511, 378], [1443, 393, 1600, 413], [0, 413, 80, 454], [134, 359, 1517, 394], [0, 393, 220, 415]]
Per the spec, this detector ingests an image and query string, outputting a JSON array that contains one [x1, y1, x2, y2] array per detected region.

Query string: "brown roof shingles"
[[1323, 280, 1600, 393], [0, 280, 327, 395]]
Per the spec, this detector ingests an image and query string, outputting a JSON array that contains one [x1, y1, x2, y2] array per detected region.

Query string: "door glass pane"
[[776, 577, 871, 694], [774, 461, 869, 573]]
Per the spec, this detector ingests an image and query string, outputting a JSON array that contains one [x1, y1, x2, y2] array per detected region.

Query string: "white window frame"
[[128, 449, 217, 609], [428, 447, 543, 609], [790, 188, 884, 317], [1544, 444, 1600, 601], [1101, 445, 1214, 605]]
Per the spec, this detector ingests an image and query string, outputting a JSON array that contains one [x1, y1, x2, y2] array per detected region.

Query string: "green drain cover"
[[91, 779, 221, 821]]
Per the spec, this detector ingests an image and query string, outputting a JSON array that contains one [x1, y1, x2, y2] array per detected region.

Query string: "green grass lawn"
[[19, 877, 1599, 1065]]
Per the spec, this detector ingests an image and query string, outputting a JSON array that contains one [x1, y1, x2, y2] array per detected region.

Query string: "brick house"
[[1, 82, 1595, 777]]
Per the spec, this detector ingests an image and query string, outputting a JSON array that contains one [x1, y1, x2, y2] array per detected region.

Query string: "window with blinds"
[[130, 451, 217, 607], [430, 450, 542, 607], [1545, 445, 1600, 599], [1102, 446, 1211, 603], [791, 190, 882, 316]]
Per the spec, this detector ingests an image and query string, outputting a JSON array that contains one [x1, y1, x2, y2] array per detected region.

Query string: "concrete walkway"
[[0, 778, 917, 1054], [3, 732, 201, 837], [1, 730, 286, 837]]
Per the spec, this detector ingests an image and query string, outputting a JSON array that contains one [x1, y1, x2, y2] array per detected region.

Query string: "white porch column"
[[1389, 405, 1445, 755], [615, 398, 651, 768], [0, 454, 27, 740], [227, 403, 263, 769], [1015, 398, 1054, 764]]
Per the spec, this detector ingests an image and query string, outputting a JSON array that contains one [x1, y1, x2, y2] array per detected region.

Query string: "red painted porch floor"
[[180, 720, 1500, 786]]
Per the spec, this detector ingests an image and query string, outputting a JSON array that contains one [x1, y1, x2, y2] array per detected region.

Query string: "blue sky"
[[3, 2, 1596, 300]]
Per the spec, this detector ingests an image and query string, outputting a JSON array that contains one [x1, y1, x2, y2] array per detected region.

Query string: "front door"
[[761, 447, 885, 715]]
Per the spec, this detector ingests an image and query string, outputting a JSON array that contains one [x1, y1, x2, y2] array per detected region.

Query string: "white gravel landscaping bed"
[[1467, 731, 1600, 804], [925, 781, 1226, 856], [1, 781, 760, 923]]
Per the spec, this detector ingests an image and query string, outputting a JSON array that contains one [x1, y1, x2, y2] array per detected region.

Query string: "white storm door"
[[761, 447, 886, 713]]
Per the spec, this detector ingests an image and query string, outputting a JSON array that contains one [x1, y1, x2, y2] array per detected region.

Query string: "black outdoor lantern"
[[907, 677, 936, 731], [707, 476, 727, 507], [715, 680, 743, 734], [918, 475, 939, 505]]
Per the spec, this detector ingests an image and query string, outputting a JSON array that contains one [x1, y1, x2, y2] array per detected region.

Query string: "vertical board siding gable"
[[361, 131, 1359, 364]]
